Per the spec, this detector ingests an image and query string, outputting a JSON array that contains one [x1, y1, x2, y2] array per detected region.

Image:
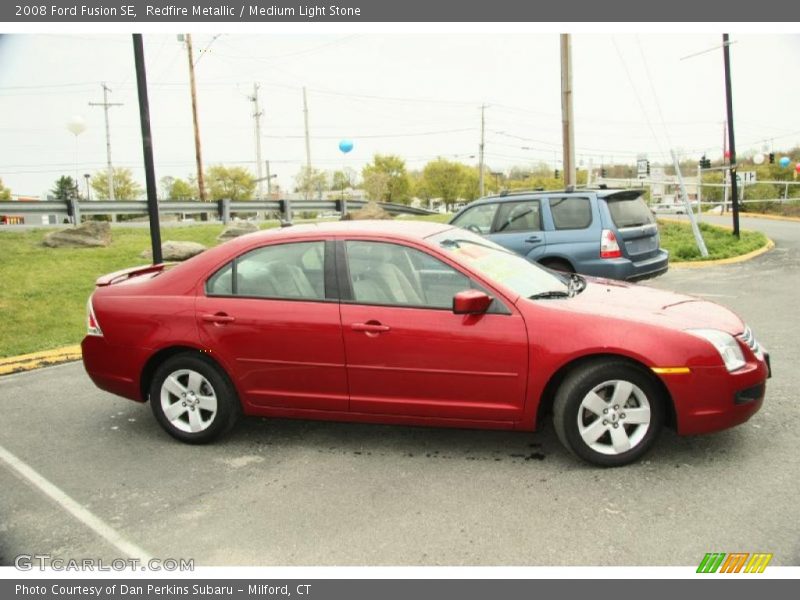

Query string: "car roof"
[[473, 188, 645, 204], [235, 219, 455, 242]]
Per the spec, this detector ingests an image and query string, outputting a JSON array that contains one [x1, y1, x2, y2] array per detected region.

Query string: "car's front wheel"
[[553, 360, 664, 467], [149, 353, 240, 444]]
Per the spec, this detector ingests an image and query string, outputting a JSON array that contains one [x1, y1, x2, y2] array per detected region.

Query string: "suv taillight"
[[87, 298, 103, 336], [600, 229, 622, 259]]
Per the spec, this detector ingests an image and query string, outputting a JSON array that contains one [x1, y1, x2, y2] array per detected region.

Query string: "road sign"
[[738, 171, 757, 184], [637, 157, 648, 179]]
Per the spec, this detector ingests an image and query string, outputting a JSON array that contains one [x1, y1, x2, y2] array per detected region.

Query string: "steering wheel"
[[465, 224, 483, 235]]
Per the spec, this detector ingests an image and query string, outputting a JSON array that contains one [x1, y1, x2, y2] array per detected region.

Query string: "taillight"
[[87, 298, 103, 336], [600, 229, 622, 259]]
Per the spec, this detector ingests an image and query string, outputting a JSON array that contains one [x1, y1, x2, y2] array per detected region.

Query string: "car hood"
[[535, 277, 744, 335]]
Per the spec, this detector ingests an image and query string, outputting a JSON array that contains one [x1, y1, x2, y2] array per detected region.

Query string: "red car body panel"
[[81, 220, 768, 437]]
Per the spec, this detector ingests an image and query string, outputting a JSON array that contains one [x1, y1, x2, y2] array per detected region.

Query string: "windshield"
[[606, 196, 655, 228], [427, 228, 569, 299]]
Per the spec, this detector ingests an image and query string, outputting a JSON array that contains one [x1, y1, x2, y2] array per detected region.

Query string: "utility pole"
[[722, 33, 740, 238], [560, 34, 576, 190], [249, 83, 265, 200], [479, 104, 486, 197], [265, 160, 273, 197], [184, 34, 207, 202], [303, 86, 312, 171], [132, 34, 162, 265], [88, 83, 122, 201]]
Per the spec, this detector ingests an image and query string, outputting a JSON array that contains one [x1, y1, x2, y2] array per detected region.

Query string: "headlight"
[[687, 329, 746, 372]]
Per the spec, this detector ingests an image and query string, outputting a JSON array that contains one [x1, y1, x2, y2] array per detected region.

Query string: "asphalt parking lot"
[[1, 214, 798, 567]]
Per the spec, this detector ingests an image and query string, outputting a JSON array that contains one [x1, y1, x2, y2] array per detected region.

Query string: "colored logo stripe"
[[744, 553, 773, 573], [697, 552, 773, 573]]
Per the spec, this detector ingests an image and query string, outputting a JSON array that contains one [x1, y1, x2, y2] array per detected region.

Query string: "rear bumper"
[[579, 250, 669, 281], [81, 336, 148, 402], [660, 359, 768, 435]]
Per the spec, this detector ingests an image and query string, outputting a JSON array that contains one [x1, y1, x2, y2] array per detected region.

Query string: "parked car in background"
[[449, 189, 669, 281], [82, 221, 768, 467]]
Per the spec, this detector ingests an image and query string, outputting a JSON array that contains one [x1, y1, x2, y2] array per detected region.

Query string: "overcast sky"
[[1, 32, 798, 197]]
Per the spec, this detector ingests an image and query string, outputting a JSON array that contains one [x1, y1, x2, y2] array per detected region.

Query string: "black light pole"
[[132, 34, 163, 264], [722, 33, 740, 238]]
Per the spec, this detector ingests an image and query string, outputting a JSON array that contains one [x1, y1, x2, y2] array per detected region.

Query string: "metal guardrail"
[[0, 198, 436, 224]]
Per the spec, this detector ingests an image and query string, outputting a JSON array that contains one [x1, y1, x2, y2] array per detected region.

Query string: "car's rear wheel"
[[553, 360, 664, 467], [149, 353, 240, 444], [540, 258, 574, 274]]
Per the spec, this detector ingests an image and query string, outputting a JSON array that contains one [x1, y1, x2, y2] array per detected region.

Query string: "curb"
[[670, 238, 775, 268], [657, 217, 776, 269], [0, 345, 82, 376], [737, 212, 800, 223]]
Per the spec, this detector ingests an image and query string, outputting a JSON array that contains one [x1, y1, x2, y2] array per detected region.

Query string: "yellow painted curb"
[[670, 238, 775, 268], [738, 212, 800, 223], [0, 344, 82, 376], [657, 217, 775, 268]]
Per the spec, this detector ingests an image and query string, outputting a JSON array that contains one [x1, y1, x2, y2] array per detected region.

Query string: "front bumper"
[[660, 357, 769, 436]]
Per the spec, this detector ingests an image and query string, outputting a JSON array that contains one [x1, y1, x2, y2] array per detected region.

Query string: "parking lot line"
[[0, 443, 153, 562]]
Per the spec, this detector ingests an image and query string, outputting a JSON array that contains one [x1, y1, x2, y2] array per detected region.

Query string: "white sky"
[[1, 32, 799, 197]]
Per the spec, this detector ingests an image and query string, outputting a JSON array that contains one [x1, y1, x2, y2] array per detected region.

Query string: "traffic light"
[[646, 160, 651, 175], [699, 156, 711, 169], [601, 167, 607, 178], [769, 153, 775, 164], [554, 169, 560, 179]]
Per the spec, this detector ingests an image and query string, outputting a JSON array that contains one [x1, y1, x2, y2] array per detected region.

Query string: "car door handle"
[[201, 313, 235, 324], [351, 322, 390, 333], [525, 235, 542, 243]]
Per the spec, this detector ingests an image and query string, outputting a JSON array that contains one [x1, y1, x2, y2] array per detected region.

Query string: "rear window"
[[549, 197, 592, 230], [606, 196, 655, 228]]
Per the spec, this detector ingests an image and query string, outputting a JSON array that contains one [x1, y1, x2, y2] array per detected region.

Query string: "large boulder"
[[42, 221, 111, 248], [342, 201, 393, 221], [217, 221, 259, 241], [140, 240, 207, 262]]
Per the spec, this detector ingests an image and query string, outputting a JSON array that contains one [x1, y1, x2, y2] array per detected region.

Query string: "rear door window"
[[606, 196, 655, 228], [549, 197, 592, 230], [493, 200, 542, 233]]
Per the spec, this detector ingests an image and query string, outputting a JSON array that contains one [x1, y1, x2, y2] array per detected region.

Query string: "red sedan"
[[82, 221, 769, 466]]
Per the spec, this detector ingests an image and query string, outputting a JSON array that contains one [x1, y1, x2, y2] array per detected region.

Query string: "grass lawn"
[[658, 221, 767, 261], [0, 217, 768, 358]]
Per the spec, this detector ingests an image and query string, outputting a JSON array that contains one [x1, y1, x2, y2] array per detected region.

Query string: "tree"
[[294, 166, 328, 199], [51, 176, 79, 201], [206, 165, 256, 201], [0, 178, 11, 201], [421, 158, 465, 212], [330, 169, 353, 191], [361, 154, 410, 204], [160, 176, 196, 200], [361, 170, 390, 202], [90, 167, 143, 200]]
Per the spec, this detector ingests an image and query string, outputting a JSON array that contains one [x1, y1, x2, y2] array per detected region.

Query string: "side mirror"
[[452, 289, 493, 315]]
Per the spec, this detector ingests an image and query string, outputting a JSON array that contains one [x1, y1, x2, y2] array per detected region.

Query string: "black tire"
[[540, 258, 574, 274], [149, 352, 240, 444], [553, 360, 665, 467]]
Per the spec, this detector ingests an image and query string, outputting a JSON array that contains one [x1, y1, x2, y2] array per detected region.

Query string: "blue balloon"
[[339, 139, 354, 154], [779, 156, 791, 168]]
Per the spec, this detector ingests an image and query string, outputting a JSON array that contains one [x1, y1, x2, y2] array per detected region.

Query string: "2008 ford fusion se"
[[82, 220, 769, 466]]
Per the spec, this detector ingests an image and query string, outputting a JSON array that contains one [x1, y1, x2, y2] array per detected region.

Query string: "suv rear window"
[[606, 196, 655, 228]]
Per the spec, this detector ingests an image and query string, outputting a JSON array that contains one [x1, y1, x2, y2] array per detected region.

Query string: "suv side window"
[[493, 200, 542, 233], [451, 203, 498, 235], [549, 197, 592, 230]]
